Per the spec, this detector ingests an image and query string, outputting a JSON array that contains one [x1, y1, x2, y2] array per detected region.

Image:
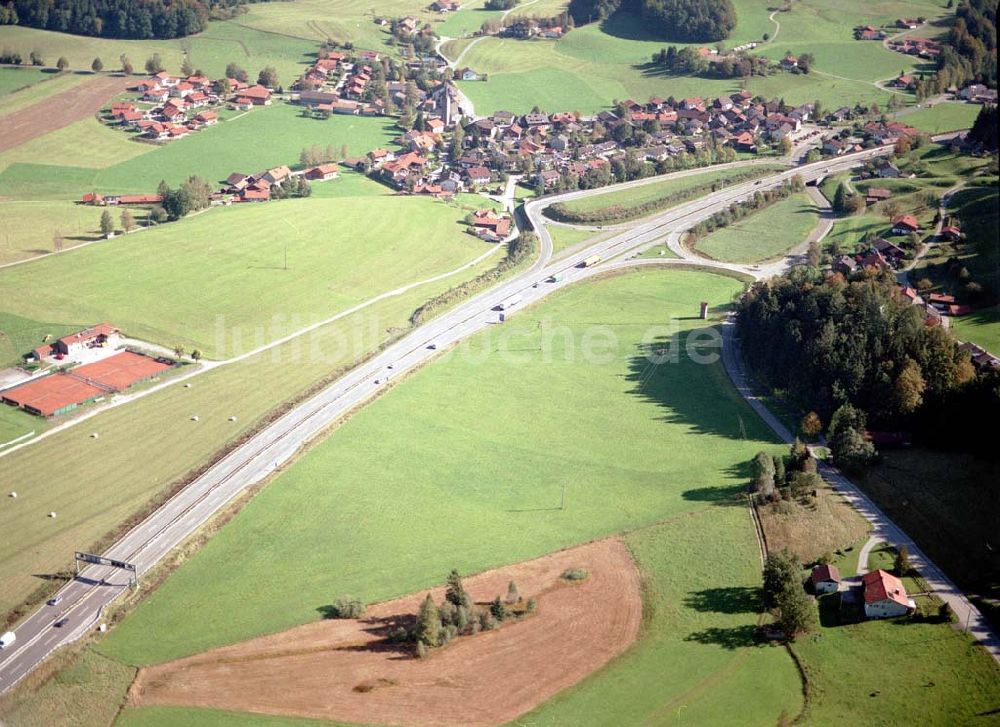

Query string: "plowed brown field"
[[0, 74, 131, 153], [130, 537, 642, 726]]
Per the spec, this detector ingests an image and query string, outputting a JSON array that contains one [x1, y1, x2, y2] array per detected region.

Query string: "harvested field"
[[0, 74, 130, 154], [130, 538, 641, 726]]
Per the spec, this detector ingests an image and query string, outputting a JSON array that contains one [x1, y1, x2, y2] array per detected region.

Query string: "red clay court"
[[1, 376, 106, 417], [73, 351, 173, 392], [2, 351, 173, 417]]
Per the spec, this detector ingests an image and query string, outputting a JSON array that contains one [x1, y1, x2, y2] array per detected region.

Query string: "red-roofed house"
[[239, 85, 272, 105], [891, 215, 921, 235], [305, 163, 340, 181], [810, 564, 841, 595], [863, 569, 914, 618], [54, 323, 121, 357]]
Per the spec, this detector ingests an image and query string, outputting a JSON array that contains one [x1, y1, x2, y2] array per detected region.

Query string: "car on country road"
[[47, 596, 63, 606], [54, 617, 69, 628]]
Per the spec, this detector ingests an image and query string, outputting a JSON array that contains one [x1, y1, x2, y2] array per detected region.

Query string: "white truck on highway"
[[497, 293, 523, 310], [0, 631, 15, 649]]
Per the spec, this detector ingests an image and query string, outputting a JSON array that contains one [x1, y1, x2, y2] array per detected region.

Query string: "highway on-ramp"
[[0, 146, 901, 693]]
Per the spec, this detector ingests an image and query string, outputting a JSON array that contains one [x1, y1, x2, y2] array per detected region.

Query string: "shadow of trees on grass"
[[685, 624, 760, 650], [685, 586, 762, 614]]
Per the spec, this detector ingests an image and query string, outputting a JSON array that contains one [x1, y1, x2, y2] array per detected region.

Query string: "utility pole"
[[560, 482, 566, 510]]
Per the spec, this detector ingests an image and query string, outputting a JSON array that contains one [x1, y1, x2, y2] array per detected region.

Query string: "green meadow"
[[0, 22, 315, 83], [902, 103, 985, 135], [0, 104, 398, 199], [0, 188, 490, 355], [453, 0, 948, 115], [0, 66, 51, 96], [96, 268, 779, 664], [0, 242, 504, 618], [0, 200, 114, 264], [694, 192, 818, 263]]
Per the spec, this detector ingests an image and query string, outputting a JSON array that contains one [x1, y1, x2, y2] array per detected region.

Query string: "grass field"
[[454, 0, 935, 115], [901, 102, 983, 134], [0, 190, 490, 356], [0, 104, 398, 199], [694, 192, 818, 263], [0, 406, 40, 446], [95, 268, 782, 665], [793, 607, 1000, 725], [546, 225, 602, 255], [553, 165, 783, 221], [0, 200, 113, 264], [0, 67, 51, 96], [0, 23, 314, 84], [0, 649, 135, 727], [0, 243, 505, 619]]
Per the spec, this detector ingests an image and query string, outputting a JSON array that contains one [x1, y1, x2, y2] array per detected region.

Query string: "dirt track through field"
[[0, 74, 132, 154], [130, 538, 642, 726]]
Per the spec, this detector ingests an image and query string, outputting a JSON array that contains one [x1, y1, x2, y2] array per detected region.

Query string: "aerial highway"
[[0, 145, 908, 693]]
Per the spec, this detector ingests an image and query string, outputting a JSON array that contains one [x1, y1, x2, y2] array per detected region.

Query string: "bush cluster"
[[404, 570, 536, 657]]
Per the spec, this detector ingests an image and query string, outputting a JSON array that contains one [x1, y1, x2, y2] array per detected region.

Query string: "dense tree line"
[[968, 103, 998, 149], [736, 268, 1000, 459], [568, 0, 735, 42], [0, 0, 263, 39], [908, 0, 997, 99], [544, 168, 766, 224], [484, 0, 517, 9]]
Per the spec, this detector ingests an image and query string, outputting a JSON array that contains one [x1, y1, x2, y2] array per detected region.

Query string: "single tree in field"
[[779, 136, 793, 155], [29, 49, 43, 66], [225, 62, 248, 83], [191, 349, 203, 361], [776, 580, 815, 638], [181, 55, 194, 77], [173, 344, 186, 358], [119, 53, 131, 74], [52, 229, 64, 252], [490, 596, 507, 622], [120, 208, 136, 232], [145, 53, 164, 74], [807, 241, 821, 268], [91, 57, 103, 73], [339, 143, 349, 160], [257, 66, 279, 88], [762, 550, 799, 609], [99, 210, 114, 238], [56, 56, 69, 72], [880, 199, 903, 222], [895, 544, 911, 576], [800, 411, 822, 438], [445, 570, 467, 607], [416, 594, 440, 646], [751, 451, 775, 496], [505, 581, 519, 605], [181, 175, 212, 211]]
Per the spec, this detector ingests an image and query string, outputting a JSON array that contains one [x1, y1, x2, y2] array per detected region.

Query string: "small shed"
[[810, 564, 841, 595]]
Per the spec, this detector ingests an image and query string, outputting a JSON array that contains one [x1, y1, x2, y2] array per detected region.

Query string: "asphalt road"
[[0, 145, 901, 693]]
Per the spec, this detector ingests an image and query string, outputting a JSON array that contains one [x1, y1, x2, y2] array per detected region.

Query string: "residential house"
[[54, 323, 122, 357], [891, 215, 921, 235], [305, 163, 340, 181], [863, 569, 915, 618]]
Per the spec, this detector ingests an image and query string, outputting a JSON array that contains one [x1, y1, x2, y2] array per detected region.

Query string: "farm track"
[[0, 74, 132, 154]]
